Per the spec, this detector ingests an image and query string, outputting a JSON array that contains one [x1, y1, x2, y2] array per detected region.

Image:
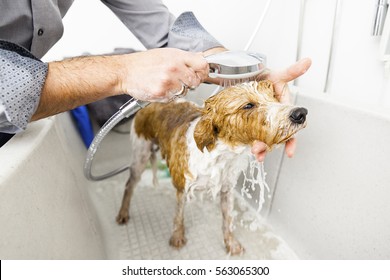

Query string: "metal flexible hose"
[[83, 98, 149, 181]]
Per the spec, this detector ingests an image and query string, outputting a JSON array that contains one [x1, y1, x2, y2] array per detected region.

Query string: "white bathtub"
[[1, 86, 389, 259], [0, 114, 106, 259], [264, 89, 390, 259]]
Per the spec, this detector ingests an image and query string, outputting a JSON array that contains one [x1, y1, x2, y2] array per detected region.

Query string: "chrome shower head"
[[205, 50, 267, 83]]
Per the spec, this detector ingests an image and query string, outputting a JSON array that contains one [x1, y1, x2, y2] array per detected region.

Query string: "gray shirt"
[[0, 0, 222, 133]]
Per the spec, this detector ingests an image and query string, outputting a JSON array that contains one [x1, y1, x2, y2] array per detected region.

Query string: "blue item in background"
[[70, 106, 94, 148]]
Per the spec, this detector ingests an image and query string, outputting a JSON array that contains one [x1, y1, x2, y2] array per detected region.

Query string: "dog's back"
[[133, 101, 200, 148], [131, 101, 201, 191]]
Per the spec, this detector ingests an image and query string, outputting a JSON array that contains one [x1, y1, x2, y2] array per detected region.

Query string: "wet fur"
[[116, 80, 307, 255]]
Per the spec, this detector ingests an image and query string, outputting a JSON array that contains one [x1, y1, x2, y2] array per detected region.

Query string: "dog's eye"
[[243, 103, 255, 109]]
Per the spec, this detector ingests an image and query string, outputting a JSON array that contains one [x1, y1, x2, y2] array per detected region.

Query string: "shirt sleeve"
[[101, 0, 223, 52], [167, 11, 223, 52], [0, 40, 48, 133]]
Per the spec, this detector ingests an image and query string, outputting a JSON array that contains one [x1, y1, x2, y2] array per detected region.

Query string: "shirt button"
[[37, 29, 44, 36]]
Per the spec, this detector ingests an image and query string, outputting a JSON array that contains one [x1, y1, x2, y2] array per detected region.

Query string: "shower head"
[[205, 50, 267, 84]]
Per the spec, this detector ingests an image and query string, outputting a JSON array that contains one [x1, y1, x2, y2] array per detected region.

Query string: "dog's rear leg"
[[116, 142, 152, 225], [169, 189, 187, 248], [221, 188, 244, 255], [116, 169, 139, 224]]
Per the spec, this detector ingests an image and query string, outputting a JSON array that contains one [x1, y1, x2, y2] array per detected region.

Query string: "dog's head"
[[193, 80, 308, 152]]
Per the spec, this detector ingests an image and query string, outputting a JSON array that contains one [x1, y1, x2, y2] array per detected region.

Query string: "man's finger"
[[251, 141, 268, 162], [284, 138, 297, 158], [269, 57, 312, 83]]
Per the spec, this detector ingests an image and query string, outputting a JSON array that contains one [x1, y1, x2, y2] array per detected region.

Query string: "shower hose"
[[83, 98, 149, 181]]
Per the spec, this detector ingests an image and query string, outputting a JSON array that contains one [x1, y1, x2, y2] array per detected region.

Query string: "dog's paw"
[[169, 231, 187, 249], [116, 211, 130, 225], [225, 238, 245, 256]]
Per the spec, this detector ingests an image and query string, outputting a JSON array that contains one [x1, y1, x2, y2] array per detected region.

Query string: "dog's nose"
[[289, 107, 308, 124]]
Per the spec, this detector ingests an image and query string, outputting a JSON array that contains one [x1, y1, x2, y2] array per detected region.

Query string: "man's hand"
[[120, 48, 210, 102], [252, 58, 312, 161]]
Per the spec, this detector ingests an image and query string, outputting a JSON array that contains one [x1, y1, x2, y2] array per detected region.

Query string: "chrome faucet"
[[373, 0, 388, 36]]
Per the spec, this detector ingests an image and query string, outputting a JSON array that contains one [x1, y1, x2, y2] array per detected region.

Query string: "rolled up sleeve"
[[167, 11, 223, 52], [0, 41, 48, 133]]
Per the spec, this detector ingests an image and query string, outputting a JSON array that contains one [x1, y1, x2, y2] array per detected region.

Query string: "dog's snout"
[[289, 107, 308, 124]]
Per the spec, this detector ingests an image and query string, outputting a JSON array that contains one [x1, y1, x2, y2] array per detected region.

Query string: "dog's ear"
[[194, 115, 217, 152], [257, 80, 274, 95]]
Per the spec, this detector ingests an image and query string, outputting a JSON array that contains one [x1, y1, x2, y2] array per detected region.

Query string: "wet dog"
[[116, 80, 308, 255]]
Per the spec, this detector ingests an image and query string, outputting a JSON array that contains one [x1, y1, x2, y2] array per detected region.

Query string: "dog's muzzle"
[[289, 107, 308, 124]]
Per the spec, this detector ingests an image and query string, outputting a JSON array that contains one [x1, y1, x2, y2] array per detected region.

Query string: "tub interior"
[[1, 85, 390, 259], [267, 91, 390, 259]]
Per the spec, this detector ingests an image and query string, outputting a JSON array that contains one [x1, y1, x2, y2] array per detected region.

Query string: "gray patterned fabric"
[[0, 0, 74, 59], [168, 11, 221, 52], [0, 40, 48, 133]]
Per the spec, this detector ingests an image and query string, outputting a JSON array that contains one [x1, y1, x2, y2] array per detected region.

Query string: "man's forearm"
[[32, 47, 216, 121], [31, 55, 123, 121]]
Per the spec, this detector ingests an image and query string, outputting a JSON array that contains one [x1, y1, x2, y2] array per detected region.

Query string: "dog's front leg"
[[221, 187, 244, 255], [169, 189, 187, 248]]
